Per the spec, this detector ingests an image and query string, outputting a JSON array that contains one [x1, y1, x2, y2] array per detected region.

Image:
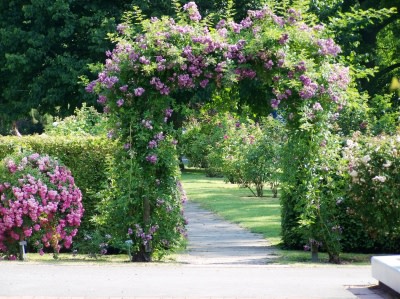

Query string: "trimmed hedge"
[[0, 135, 117, 234]]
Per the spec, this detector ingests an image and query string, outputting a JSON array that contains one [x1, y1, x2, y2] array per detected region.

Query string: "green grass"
[[21, 253, 130, 264], [181, 168, 373, 265], [181, 169, 281, 246], [17, 252, 178, 264]]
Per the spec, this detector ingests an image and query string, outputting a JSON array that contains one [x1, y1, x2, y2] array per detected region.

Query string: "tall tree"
[[0, 0, 132, 134], [311, 0, 399, 96]]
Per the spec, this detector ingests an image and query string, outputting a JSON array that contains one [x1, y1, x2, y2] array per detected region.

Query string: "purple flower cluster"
[[148, 140, 157, 149], [287, 8, 302, 24], [164, 108, 173, 123], [132, 224, 159, 246], [150, 77, 170, 95], [279, 33, 289, 45], [154, 132, 165, 141], [0, 153, 84, 254], [299, 75, 319, 99], [134, 87, 145, 97], [313, 102, 323, 111], [183, 2, 202, 22], [142, 119, 153, 130], [328, 65, 350, 90], [117, 24, 129, 34], [156, 198, 165, 207], [178, 74, 195, 88], [248, 7, 271, 20], [97, 95, 107, 104], [317, 38, 341, 57], [146, 154, 158, 164], [176, 180, 187, 204], [116, 99, 124, 107]]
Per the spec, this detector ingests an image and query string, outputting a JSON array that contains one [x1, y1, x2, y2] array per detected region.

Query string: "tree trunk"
[[329, 253, 341, 264], [131, 196, 152, 262], [311, 242, 319, 262], [12, 121, 22, 136], [256, 183, 263, 197], [271, 182, 278, 198], [131, 245, 152, 262]]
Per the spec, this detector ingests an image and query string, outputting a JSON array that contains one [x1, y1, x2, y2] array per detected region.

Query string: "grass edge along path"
[[181, 168, 373, 265]]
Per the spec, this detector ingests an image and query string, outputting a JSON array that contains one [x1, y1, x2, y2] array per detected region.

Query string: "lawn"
[[181, 168, 281, 246], [181, 168, 373, 265]]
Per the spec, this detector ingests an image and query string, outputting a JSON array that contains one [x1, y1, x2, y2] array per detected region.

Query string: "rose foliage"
[[340, 132, 400, 252], [87, 2, 351, 261], [181, 111, 285, 197], [0, 152, 84, 259]]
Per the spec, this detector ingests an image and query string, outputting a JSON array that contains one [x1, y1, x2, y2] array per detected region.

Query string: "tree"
[[310, 0, 399, 97], [0, 0, 133, 134]]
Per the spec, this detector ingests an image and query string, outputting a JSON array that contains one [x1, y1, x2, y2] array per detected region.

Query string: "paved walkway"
[[0, 201, 391, 299], [176, 201, 274, 265]]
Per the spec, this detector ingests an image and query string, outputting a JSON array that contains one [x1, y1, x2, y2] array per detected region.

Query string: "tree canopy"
[[0, 0, 133, 134], [0, 0, 398, 135]]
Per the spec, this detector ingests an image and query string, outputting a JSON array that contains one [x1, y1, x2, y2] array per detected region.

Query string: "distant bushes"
[[181, 111, 285, 197]]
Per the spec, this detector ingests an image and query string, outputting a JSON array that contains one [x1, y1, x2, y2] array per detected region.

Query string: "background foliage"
[[1, 0, 398, 136]]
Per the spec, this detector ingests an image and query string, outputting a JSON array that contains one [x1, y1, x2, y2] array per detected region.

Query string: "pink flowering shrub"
[[0, 152, 84, 259]]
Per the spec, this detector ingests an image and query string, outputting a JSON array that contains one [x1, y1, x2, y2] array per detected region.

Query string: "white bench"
[[371, 255, 400, 294]]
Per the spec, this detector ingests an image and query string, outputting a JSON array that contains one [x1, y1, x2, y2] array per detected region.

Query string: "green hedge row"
[[0, 135, 117, 233]]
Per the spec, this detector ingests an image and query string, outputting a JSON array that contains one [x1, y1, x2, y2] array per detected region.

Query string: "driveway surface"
[[0, 201, 388, 299]]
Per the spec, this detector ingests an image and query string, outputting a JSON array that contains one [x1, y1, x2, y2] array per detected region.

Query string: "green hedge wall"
[[0, 135, 117, 233]]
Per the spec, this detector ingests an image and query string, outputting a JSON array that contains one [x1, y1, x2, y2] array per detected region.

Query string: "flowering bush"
[[340, 132, 400, 251], [181, 110, 285, 197], [0, 151, 84, 259], [0, 135, 117, 239], [87, 2, 351, 261], [73, 230, 112, 258]]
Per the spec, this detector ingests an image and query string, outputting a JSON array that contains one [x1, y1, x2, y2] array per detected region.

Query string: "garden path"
[[176, 200, 277, 265]]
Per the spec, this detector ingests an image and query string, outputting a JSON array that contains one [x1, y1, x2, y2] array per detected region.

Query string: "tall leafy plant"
[[88, 2, 351, 262]]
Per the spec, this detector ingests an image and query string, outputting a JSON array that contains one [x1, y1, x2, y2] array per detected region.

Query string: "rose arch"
[[87, 2, 350, 262]]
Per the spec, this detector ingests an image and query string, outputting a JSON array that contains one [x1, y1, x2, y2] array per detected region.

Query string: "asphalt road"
[[0, 262, 378, 298], [0, 201, 384, 299]]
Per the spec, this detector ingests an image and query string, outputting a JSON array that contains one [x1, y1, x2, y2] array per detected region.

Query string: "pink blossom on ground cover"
[[0, 152, 84, 257]]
